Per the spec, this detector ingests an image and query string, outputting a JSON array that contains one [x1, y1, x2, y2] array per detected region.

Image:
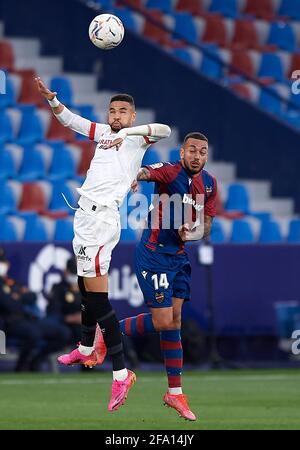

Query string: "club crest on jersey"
[[205, 186, 213, 194], [182, 193, 203, 211], [155, 292, 165, 303]]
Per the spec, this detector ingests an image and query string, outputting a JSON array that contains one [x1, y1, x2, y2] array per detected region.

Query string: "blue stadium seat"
[[17, 145, 47, 181], [0, 75, 16, 109], [0, 216, 19, 241], [173, 12, 199, 44], [210, 219, 226, 243], [54, 218, 74, 241], [258, 53, 284, 82], [169, 148, 180, 161], [200, 45, 223, 79], [173, 48, 193, 65], [23, 216, 51, 241], [93, 0, 114, 7], [0, 110, 14, 143], [258, 86, 282, 115], [209, 0, 239, 18], [225, 183, 250, 213], [111, 8, 138, 32], [0, 145, 17, 179], [17, 105, 44, 145], [230, 219, 255, 243], [278, 0, 300, 20], [50, 77, 73, 106], [259, 219, 283, 242], [267, 22, 297, 51], [0, 181, 18, 213], [141, 148, 161, 166], [287, 219, 300, 242], [49, 180, 78, 212], [146, 0, 174, 13], [48, 141, 77, 180]]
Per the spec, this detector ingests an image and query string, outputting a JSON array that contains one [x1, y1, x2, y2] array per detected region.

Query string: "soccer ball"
[[89, 14, 124, 50]]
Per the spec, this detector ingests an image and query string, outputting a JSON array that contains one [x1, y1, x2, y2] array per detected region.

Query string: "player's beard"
[[184, 160, 205, 175]]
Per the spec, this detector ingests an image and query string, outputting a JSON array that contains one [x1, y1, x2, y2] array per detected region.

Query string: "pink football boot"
[[108, 370, 136, 412], [163, 392, 196, 421], [94, 324, 107, 365], [57, 346, 98, 368]]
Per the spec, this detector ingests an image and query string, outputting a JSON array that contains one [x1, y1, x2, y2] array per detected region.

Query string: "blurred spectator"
[[0, 248, 71, 371], [47, 257, 81, 344]]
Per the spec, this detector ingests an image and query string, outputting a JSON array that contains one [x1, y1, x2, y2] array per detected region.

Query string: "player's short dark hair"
[[110, 94, 135, 109], [183, 132, 208, 144]]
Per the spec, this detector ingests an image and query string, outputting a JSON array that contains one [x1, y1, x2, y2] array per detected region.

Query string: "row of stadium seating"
[[1, 211, 300, 242], [87, 0, 300, 131], [96, 0, 300, 21]]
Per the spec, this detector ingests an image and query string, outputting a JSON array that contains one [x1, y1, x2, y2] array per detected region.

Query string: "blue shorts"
[[135, 244, 191, 309]]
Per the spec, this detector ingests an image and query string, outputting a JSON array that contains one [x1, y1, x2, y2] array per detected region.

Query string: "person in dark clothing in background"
[[0, 248, 71, 371], [47, 257, 82, 345]]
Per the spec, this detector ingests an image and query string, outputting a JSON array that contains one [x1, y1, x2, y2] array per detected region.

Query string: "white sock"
[[113, 368, 128, 381], [78, 344, 94, 356], [168, 387, 182, 395]]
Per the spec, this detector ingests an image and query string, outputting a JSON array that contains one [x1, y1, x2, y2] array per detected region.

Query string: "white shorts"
[[73, 196, 121, 277]]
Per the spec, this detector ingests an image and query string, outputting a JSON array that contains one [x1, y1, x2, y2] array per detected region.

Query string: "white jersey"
[[78, 123, 157, 209]]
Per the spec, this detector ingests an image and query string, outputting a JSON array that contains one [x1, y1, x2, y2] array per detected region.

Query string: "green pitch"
[[0, 369, 299, 430]]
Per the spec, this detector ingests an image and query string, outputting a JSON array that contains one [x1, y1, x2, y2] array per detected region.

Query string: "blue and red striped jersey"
[[140, 161, 217, 254]]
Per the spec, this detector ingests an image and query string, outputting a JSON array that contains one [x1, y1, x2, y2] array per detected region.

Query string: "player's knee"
[[152, 316, 176, 331]]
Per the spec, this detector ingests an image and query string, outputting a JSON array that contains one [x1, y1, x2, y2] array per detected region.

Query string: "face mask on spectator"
[[66, 274, 77, 285], [0, 262, 9, 277]]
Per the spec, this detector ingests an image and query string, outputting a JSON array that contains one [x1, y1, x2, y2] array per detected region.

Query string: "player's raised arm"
[[106, 123, 171, 149], [35, 77, 102, 142]]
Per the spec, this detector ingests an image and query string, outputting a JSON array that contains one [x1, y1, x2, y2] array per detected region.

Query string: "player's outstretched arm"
[[35, 77, 102, 141], [106, 123, 171, 149]]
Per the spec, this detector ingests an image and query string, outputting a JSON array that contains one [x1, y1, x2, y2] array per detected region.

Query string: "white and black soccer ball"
[[89, 14, 124, 50]]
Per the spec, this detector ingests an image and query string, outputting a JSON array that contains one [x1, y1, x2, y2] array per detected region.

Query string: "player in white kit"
[[35, 77, 171, 411]]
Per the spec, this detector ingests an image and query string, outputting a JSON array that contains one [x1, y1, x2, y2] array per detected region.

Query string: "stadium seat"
[[111, 8, 139, 32], [169, 148, 180, 161], [0, 110, 14, 143], [258, 85, 282, 114], [172, 12, 200, 44], [287, 219, 300, 242], [230, 82, 253, 100], [267, 22, 297, 51], [210, 218, 227, 243], [244, 0, 276, 20], [0, 145, 17, 179], [258, 52, 284, 81], [0, 75, 17, 109], [17, 105, 44, 145], [23, 216, 53, 241], [17, 145, 47, 181], [231, 19, 259, 50], [200, 44, 223, 79], [0, 41, 15, 71], [209, 0, 240, 18], [48, 142, 77, 180], [16, 70, 45, 107], [49, 180, 79, 212], [225, 183, 250, 213], [0, 181, 20, 214], [19, 182, 50, 213], [172, 48, 194, 65], [76, 141, 96, 176], [176, 0, 205, 16], [230, 219, 255, 243], [146, 0, 174, 14], [143, 9, 172, 46], [142, 148, 161, 166], [202, 15, 227, 47], [0, 216, 23, 241], [278, 0, 300, 20], [259, 219, 283, 242], [50, 77, 73, 107], [230, 50, 256, 78], [47, 113, 75, 142], [54, 218, 74, 241]]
